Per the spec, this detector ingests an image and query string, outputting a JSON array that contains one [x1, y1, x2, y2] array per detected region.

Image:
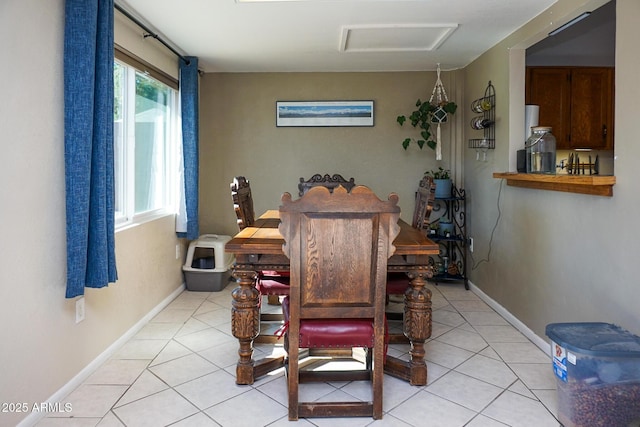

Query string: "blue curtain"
[[64, 0, 117, 298], [178, 57, 200, 240]]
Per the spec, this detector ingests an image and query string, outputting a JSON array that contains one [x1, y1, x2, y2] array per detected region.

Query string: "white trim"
[[468, 280, 551, 357], [339, 23, 458, 53], [116, 211, 176, 233], [17, 284, 185, 427]]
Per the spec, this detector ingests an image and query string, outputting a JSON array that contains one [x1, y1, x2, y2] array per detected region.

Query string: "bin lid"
[[546, 322, 640, 358], [191, 234, 231, 248]]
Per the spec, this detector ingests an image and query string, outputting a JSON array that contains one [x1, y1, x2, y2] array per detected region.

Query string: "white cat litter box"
[[183, 234, 235, 291]]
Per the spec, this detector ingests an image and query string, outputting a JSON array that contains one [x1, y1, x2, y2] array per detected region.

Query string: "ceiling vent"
[[339, 23, 458, 53]]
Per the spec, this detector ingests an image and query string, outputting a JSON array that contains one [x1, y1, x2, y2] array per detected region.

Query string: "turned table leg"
[[403, 269, 433, 386], [231, 270, 260, 385]]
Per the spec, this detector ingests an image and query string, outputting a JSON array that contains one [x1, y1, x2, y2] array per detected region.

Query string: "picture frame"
[[276, 100, 374, 127]]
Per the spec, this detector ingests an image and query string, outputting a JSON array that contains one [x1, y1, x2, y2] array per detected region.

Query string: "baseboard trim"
[[467, 280, 551, 357], [18, 283, 185, 427]]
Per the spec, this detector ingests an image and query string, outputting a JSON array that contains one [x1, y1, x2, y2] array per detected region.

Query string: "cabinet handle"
[[603, 125, 608, 139]]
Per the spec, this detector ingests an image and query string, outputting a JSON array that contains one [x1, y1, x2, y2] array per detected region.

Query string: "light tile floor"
[[37, 282, 560, 427]]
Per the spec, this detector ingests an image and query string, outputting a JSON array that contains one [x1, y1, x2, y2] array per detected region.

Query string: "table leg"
[[231, 270, 260, 385], [403, 270, 433, 386]]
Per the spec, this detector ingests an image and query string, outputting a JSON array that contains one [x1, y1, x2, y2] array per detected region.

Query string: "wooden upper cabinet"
[[570, 68, 614, 150], [526, 67, 614, 150]]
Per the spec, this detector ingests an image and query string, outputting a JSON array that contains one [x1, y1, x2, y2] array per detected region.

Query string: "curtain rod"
[[114, 3, 191, 66]]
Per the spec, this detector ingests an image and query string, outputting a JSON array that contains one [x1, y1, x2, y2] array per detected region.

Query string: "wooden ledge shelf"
[[493, 172, 616, 197]]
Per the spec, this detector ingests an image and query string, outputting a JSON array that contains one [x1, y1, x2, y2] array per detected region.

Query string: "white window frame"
[[114, 58, 180, 230]]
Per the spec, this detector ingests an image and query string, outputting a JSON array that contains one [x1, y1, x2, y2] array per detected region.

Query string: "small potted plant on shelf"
[[438, 218, 454, 237], [428, 222, 439, 236], [425, 167, 452, 199]]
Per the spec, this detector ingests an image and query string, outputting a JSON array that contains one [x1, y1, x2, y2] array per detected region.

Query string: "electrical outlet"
[[75, 297, 85, 323], [175, 244, 181, 260], [469, 237, 474, 253]]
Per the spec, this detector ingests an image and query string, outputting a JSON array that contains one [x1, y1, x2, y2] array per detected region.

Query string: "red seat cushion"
[[299, 319, 374, 348], [261, 270, 290, 278], [257, 275, 290, 296], [281, 297, 374, 348], [386, 272, 409, 295]]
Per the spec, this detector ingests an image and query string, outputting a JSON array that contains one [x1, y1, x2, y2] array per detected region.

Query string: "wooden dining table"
[[226, 210, 439, 386]]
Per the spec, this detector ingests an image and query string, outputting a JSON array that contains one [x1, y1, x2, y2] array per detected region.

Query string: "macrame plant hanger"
[[428, 63, 450, 160]]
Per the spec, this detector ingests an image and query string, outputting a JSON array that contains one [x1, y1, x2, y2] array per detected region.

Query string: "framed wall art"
[[276, 100, 374, 127]]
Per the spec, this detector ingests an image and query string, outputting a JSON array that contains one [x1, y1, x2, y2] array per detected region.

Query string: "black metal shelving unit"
[[469, 81, 496, 153], [427, 185, 469, 290]]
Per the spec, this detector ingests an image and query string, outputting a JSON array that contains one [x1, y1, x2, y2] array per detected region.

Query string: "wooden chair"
[[387, 176, 436, 317], [411, 175, 437, 233], [279, 185, 400, 420], [230, 176, 289, 321], [298, 173, 356, 197], [230, 176, 255, 230]]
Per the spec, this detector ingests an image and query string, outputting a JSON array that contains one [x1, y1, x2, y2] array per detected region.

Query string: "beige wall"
[[115, 9, 178, 79], [464, 0, 640, 338], [199, 71, 465, 237], [0, 2, 185, 425]]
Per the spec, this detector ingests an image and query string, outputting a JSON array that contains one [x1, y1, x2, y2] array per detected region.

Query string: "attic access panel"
[[339, 23, 458, 53]]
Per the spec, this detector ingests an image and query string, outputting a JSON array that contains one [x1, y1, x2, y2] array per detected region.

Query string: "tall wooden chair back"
[[411, 175, 436, 231], [386, 175, 436, 312], [230, 176, 290, 327], [279, 185, 400, 420], [230, 176, 255, 231], [298, 173, 356, 197]]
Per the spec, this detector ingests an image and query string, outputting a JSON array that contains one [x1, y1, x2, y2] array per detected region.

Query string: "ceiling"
[[116, 0, 561, 73], [526, 0, 615, 66]]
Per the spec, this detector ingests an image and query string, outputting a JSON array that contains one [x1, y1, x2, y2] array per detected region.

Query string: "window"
[[113, 57, 179, 227]]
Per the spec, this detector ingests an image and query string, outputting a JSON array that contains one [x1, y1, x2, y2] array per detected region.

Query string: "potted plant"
[[438, 217, 454, 237], [425, 167, 452, 199], [428, 221, 439, 236], [397, 99, 458, 151], [396, 64, 457, 160]]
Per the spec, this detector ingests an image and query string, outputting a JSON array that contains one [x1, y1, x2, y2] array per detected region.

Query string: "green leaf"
[[398, 99, 456, 152], [443, 102, 458, 114]]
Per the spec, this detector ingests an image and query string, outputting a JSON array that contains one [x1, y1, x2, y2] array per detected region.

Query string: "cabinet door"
[[570, 68, 614, 150], [526, 68, 571, 148]]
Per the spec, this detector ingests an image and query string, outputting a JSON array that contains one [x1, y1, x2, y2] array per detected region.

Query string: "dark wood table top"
[[226, 210, 439, 257]]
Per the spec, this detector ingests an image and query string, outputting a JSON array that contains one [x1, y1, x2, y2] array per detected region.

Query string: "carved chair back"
[[386, 175, 436, 301], [411, 175, 436, 231], [231, 176, 289, 309], [279, 185, 400, 420], [298, 173, 356, 197], [230, 176, 255, 231]]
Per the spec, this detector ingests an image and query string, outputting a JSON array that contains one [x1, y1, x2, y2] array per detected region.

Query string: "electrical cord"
[[470, 178, 504, 270]]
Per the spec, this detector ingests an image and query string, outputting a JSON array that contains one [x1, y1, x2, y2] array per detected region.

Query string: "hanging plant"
[[397, 64, 457, 160], [397, 100, 457, 149]]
